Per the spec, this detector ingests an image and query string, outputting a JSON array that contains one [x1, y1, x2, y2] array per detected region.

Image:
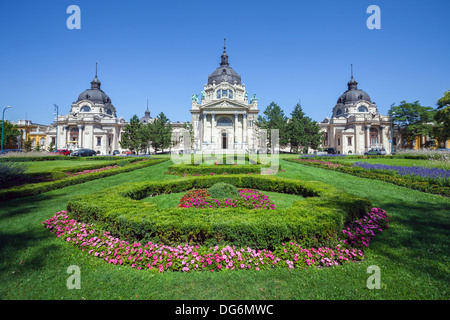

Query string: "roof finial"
[[351, 64, 353, 79], [224, 38, 226, 51], [220, 39, 229, 66], [147, 99, 149, 110], [95, 62, 98, 78]]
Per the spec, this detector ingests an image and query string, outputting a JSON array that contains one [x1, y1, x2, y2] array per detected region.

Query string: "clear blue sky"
[[0, 0, 449, 125]]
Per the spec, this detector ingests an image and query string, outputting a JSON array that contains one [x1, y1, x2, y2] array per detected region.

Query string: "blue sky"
[[0, 0, 449, 125]]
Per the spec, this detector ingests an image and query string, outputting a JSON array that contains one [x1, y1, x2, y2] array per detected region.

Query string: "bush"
[[208, 182, 239, 199], [66, 175, 372, 249], [117, 160, 130, 167], [50, 170, 68, 180], [0, 162, 28, 188]]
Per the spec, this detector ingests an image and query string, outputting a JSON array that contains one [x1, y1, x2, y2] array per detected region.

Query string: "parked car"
[[112, 150, 120, 155], [51, 149, 71, 156], [122, 151, 134, 155], [0, 149, 23, 155], [71, 148, 97, 157], [324, 147, 338, 154], [364, 148, 386, 155]]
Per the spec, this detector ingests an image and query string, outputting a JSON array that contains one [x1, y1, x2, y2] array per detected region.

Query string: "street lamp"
[[390, 103, 395, 155], [1, 106, 12, 151], [53, 104, 59, 150]]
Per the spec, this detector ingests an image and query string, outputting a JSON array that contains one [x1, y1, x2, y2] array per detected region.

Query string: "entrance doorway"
[[222, 133, 227, 149]]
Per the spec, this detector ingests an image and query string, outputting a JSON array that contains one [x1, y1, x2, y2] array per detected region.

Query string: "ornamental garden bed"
[[65, 175, 372, 249], [285, 158, 450, 197], [0, 158, 168, 201]]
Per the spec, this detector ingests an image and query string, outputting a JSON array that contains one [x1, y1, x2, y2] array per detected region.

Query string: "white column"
[[211, 114, 215, 147], [243, 114, 247, 148], [77, 125, 83, 148], [234, 113, 238, 149]]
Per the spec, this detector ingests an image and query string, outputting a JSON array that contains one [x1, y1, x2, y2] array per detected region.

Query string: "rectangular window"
[[337, 138, 340, 146], [97, 137, 102, 146], [324, 132, 328, 146], [347, 137, 352, 146]]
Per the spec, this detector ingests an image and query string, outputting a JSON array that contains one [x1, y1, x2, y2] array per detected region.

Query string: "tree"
[[287, 103, 323, 153], [119, 115, 145, 153], [47, 141, 56, 152], [389, 101, 435, 148], [23, 138, 33, 152], [0, 120, 20, 149], [432, 90, 450, 147], [146, 112, 172, 153], [256, 102, 289, 148]]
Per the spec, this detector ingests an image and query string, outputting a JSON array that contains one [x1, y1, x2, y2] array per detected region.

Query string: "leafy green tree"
[[23, 138, 33, 152], [0, 120, 20, 149], [389, 101, 435, 148], [146, 112, 172, 153], [257, 102, 289, 148], [47, 141, 56, 152], [119, 115, 144, 153], [287, 103, 323, 153], [432, 91, 450, 147]]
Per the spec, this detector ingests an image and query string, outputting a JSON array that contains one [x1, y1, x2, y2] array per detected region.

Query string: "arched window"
[[217, 117, 233, 126], [106, 108, 113, 115], [80, 106, 91, 112], [40, 137, 46, 146], [358, 106, 368, 112], [336, 109, 343, 116], [216, 89, 234, 99]]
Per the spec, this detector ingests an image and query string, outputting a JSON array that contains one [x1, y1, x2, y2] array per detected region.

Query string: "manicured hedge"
[[285, 158, 450, 197], [66, 175, 372, 249], [0, 155, 125, 162], [0, 158, 168, 202], [166, 163, 281, 175]]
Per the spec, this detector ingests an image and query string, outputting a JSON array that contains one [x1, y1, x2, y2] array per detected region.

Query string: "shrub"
[[66, 175, 372, 249], [117, 160, 130, 167], [207, 182, 239, 199], [50, 170, 68, 180], [0, 162, 28, 188]]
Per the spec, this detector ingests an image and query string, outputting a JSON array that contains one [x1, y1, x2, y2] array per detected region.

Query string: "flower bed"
[[42, 207, 389, 272], [294, 158, 345, 169], [285, 158, 450, 197], [65, 165, 119, 177], [178, 188, 277, 210]]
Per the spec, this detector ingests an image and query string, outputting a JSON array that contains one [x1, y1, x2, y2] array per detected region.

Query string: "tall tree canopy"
[[389, 101, 435, 148], [146, 112, 172, 153], [257, 102, 289, 148], [119, 115, 145, 153], [287, 103, 323, 153], [432, 90, 450, 146], [0, 120, 21, 149]]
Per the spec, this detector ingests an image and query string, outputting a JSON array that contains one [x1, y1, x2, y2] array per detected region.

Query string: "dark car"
[[324, 147, 338, 154], [112, 150, 120, 155], [364, 148, 387, 155], [51, 149, 71, 156], [71, 148, 97, 157], [0, 149, 23, 155]]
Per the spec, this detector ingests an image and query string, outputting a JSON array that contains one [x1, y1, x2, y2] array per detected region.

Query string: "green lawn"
[[24, 160, 117, 173], [0, 158, 448, 300]]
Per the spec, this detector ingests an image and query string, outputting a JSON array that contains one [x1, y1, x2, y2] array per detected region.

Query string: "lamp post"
[[53, 104, 59, 150], [1, 106, 12, 151], [390, 104, 395, 155]]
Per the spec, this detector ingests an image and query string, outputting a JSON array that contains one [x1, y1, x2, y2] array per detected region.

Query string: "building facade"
[[319, 72, 396, 155], [190, 43, 259, 153], [11, 120, 50, 150], [46, 72, 127, 154]]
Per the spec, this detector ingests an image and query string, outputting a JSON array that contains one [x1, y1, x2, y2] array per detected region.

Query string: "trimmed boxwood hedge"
[[66, 175, 372, 249], [0, 158, 168, 201]]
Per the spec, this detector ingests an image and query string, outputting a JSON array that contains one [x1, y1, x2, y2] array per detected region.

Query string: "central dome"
[[208, 43, 241, 86], [337, 77, 371, 104], [77, 76, 112, 105]]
